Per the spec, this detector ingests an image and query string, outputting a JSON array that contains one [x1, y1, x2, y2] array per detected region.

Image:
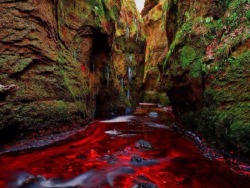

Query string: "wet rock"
[[77, 154, 87, 160], [131, 155, 158, 166], [125, 107, 133, 114], [145, 122, 168, 129], [0, 0, 145, 137], [12, 167, 135, 188], [143, 0, 250, 157], [148, 112, 158, 118], [100, 154, 117, 164], [0, 84, 19, 94], [135, 140, 153, 149], [133, 108, 147, 116], [133, 175, 158, 188], [133, 184, 158, 188], [131, 155, 144, 163]]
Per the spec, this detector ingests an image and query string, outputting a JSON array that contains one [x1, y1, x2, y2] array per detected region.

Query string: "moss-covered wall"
[[144, 0, 250, 156], [142, 0, 170, 105], [0, 0, 145, 135]]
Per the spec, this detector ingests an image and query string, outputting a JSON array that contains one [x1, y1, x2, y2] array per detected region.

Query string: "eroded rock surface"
[[0, 0, 145, 137], [143, 0, 250, 156], [142, 0, 170, 105]]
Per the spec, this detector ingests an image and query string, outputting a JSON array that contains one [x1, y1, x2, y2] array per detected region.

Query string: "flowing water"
[[0, 105, 250, 188]]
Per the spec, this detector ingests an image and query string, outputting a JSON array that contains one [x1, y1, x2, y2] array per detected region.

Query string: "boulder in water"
[[148, 112, 158, 118], [135, 140, 153, 149]]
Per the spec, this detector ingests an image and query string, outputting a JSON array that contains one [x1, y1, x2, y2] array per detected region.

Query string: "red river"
[[0, 105, 250, 187]]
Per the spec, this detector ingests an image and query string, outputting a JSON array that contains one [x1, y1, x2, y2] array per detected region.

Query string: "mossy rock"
[[180, 46, 197, 68], [144, 91, 170, 105]]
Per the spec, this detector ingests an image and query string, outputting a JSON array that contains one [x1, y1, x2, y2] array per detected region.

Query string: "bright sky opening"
[[134, 0, 145, 12]]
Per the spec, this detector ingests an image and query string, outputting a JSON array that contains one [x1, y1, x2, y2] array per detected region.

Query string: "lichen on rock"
[[143, 0, 250, 156], [0, 0, 145, 136]]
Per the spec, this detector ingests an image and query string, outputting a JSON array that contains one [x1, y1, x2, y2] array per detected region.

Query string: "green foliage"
[[163, 22, 192, 69], [181, 102, 250, 156], [189, 58, 203, 78], [246, 10, 250, 20], [144, 91, 170, 105], [205, 17, 213, 23], [180, 46, 196, 68]]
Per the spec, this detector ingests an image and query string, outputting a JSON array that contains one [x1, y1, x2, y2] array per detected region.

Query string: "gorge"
[[0, 0, 250, 187]]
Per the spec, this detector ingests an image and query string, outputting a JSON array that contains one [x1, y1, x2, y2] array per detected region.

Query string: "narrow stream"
[[0, 104, 250, 188]]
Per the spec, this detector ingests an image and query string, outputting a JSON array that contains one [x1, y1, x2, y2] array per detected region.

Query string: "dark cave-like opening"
[[0, 126, 21, 147], [89, 29, 113, 117]]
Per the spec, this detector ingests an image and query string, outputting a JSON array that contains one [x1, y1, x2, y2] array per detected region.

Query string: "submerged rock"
[[12, 167, 135, 188], [148, 112, 158, 118], [131, 155, 158, 166], [135, 140, 153, 149], [133, 183, 158, 188], [132, 175, 158, 188]]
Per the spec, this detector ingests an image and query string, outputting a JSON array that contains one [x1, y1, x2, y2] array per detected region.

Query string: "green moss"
[[181, 102, 250, 156], [158, 92, 170, 105], [144, 91, 170, 105], [246, 10, 250, 20], [163, 22, 193, 69], [180, 46, 196, 68], [150, 9, 163, 21], [189, 58, 203, 78]]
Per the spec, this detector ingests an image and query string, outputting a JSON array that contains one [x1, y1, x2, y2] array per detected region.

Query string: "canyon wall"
[[0, 0, 145, 136], [142, 0, 169, 105], [143, 0, 250, 156]]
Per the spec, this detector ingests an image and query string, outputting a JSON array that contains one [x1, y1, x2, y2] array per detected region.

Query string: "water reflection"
[[0, 105, 250, 188]]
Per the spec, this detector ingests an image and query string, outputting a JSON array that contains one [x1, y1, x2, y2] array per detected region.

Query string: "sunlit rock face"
[[0, 0, 145, 135], [142, 0, 170, 105], [143, 0, 250, 156]]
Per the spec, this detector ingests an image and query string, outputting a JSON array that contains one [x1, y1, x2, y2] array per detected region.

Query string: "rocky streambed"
[[0, 104, 250, 188]]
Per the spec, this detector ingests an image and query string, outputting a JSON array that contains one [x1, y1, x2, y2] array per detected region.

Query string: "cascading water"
[[128, 54, 133, 62], [126, 26, 130, 39], [126, 88, 130, 99], [73, 51, 77, 61], [120, 78, 124, 89], [128, 67, 132, 82], [106, 65, 110, 88]]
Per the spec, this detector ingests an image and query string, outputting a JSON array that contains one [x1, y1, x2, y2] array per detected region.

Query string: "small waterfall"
[[73, 51, 77, 61], [126, 26, 130, 39], [120, 78, 124, 89], [129, 54, 133, 62], [127, 88, 130, 99], [106, 66, 110, 88], [128, 67, 132, 82]]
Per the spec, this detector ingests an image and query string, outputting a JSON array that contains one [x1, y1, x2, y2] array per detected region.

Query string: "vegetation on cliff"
[[143, 0, 250, 157], [0, 0, 145, 136]]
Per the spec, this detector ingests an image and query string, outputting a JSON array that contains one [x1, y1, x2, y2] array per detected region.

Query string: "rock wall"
[[142, 0, 169, 105], [0, 0, 145, 136], [144, 0, 250, 156]]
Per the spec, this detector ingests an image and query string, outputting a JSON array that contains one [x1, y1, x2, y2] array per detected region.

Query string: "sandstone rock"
[[0, 0, 145, 137], [143, 0, 250, 156], [0, 84, 18, 94], [142, 0, 170, 105]]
